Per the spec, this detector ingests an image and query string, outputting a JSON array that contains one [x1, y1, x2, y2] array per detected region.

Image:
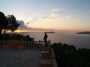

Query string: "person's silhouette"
[[44, 33, 48, 47]]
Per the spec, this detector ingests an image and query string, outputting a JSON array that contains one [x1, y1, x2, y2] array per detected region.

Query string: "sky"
[[0, 0, 90, 32]]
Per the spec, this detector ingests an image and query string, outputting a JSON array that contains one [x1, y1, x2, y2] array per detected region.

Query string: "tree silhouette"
[[0, 12, 7, 35], [6, 15, 19, 32], [0, 12, 19, 34], [52, 43, 90, 67]]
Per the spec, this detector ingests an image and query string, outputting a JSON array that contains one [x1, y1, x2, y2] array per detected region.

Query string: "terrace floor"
[[0, 49, 41, 67]]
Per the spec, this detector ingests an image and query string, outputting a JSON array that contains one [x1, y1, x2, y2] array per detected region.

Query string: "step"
[[39, 59, 53, 67]]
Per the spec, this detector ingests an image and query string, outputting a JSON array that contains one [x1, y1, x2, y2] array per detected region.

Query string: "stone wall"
[[3, 40, 24, 50]]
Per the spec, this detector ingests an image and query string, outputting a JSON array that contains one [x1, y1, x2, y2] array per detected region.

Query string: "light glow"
[[14, 30, 22, 33]]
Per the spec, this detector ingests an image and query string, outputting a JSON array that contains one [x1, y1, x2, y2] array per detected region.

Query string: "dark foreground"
[[52, 43, 90, 67], [0, 49, 40, 67]]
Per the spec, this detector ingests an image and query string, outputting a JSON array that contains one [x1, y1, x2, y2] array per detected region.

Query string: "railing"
[[24, 40, 51, 49], [0, 40, 51, 49]]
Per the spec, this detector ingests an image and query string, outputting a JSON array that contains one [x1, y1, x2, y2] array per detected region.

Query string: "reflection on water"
[[20, 32, 90, 49]]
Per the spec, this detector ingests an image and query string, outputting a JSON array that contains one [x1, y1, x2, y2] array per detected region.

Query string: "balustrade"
[[0, 40, 51, 49], [24, 40, 51, 49]]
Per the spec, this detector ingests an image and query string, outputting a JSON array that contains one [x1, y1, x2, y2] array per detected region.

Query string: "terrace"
[[0, 40, 57, 67]]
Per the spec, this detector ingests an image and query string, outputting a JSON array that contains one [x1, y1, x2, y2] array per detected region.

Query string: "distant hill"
[[46, 31, 55, 33], [77, 31, 90, 35]]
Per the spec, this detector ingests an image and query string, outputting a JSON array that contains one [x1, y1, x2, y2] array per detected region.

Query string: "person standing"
[[44, 33, 48, 47]]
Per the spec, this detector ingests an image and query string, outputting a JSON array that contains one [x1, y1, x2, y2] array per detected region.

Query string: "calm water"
[[20, 32, 90, 49]]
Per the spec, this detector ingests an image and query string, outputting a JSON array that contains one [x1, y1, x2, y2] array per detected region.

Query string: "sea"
[[19, 31, 90, 49]]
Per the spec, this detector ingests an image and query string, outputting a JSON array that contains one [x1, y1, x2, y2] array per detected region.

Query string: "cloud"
[[52, 9, 59, 12], [39, 8, 71, 21], [17, 20, 28, 29], [65, 16, 71, 19], [52, 8, 66, 13], [16, 20, 53, 31], [40, 13, 59, 20]]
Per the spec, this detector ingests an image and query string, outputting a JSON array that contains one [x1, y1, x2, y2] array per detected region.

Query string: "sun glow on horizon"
[[14, 29, 43, 33], [14, 29, 29, 33], [14, 30, 23, 33]]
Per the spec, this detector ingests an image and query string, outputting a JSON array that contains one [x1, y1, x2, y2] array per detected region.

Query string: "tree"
[[0, 12, 7, 35], [0, 12, 19, 34], [6, 15, 19, 32]]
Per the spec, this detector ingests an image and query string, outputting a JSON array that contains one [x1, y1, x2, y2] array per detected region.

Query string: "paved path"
[[0, 49, 41, 67]]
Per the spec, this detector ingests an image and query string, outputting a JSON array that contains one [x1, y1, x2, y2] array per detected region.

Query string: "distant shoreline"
[[45, 31, 55, 33], [77, 32, 90, 35]]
